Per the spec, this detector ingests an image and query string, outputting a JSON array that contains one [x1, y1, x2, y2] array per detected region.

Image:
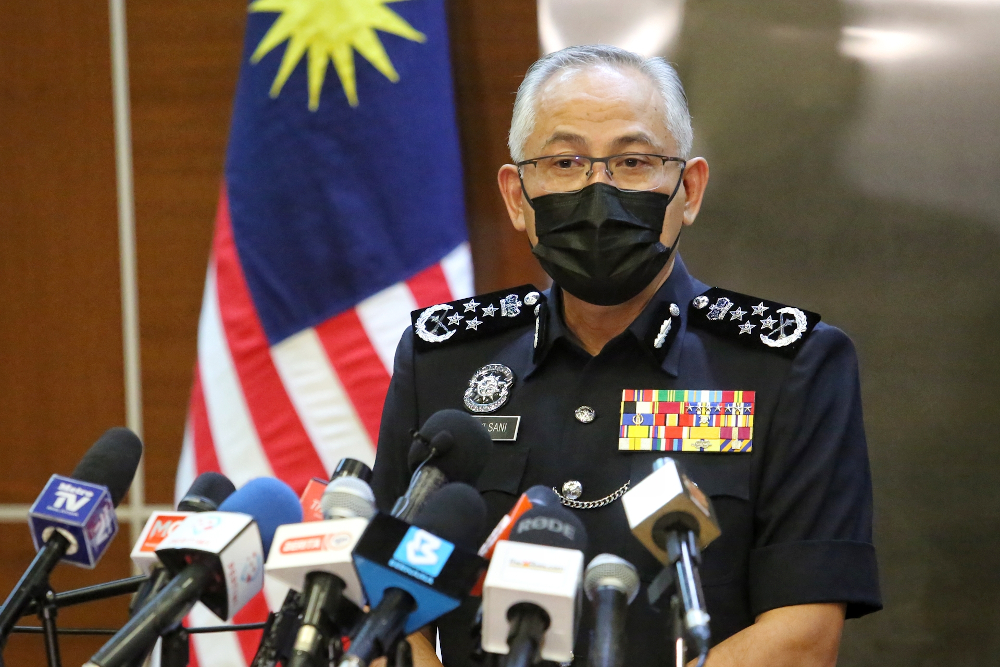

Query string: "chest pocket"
[[476, 444, 530, 529], [626, 453, 752, 587]]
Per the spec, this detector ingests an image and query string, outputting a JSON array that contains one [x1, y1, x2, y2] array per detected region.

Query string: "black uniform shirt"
[[372, 255, 881, 665]]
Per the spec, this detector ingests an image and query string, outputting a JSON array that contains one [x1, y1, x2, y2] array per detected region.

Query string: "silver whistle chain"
[[553, 480, 631, 509]]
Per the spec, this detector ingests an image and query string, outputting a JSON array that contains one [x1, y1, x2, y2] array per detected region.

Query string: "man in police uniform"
[[372, 45, 881, 666]]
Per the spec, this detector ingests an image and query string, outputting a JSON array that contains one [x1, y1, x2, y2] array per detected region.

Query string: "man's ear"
[[498, 164, 528, 232], [681, 157, 710, 226]]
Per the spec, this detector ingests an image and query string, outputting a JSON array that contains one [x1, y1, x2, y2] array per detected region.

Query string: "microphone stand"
[[36, 587, 61, 667], [670, 596, 684, 667], [159, 625, 189, 667]]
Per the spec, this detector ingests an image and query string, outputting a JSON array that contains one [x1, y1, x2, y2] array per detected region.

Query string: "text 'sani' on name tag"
[[619, 389, 754, 453], [473, 416, 521, 442]]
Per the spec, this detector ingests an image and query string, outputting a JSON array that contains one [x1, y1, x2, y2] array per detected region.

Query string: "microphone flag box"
[[482, 540, 584, 662], [130, 511, 192, 574], [265, 517, 369, 607], [621, 457, 720, 564], [299, 477, 329, 522], [28, 474, 118, 568], [351, 512, 486, 634], [155, 511, 264, 621]]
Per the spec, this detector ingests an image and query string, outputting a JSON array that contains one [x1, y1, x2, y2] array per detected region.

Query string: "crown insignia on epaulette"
[[688, 287, 821, 356], [411, 285, 544, 350]]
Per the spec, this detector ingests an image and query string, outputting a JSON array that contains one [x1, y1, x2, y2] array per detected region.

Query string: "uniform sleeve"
[[749, 323, 882, 619], [370, 326, 419, 512]]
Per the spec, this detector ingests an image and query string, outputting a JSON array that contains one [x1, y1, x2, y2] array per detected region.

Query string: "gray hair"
[[508, 44, 693, 162]]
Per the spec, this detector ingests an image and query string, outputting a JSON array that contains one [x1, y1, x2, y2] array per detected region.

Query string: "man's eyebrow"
[[607, 132, 661, 153], [537, 131, 664, 156], [539, 131, 587, 153]]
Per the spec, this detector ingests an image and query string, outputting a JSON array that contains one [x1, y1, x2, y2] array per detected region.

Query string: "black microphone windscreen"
[[510, 506, 587, 552], [409, 409, 493, 484], [331, 457, 373, 483], [411, 482, 488, 551], [178, 471, 236, 511], [71, 427, 143, 507]]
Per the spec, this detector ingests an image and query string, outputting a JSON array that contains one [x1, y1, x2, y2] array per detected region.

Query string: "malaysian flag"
[[173, 0, 471, 663]]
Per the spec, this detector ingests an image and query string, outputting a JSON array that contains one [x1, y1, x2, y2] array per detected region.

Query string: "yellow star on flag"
[[248, 0, 426, 110]]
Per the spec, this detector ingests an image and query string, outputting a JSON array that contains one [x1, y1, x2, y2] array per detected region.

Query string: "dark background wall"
[[0, 0, 996, 665]]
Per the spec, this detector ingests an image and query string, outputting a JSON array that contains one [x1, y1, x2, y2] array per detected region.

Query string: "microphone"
[[470, 485, 560, 598], [621, 457, 720, 659], [300, 458, 374, 521], [266, 475, 377, 667], [130, 472, 237, 596], [478, 485, 559, 559], [584, 555, 639, 667], [481, 505, 588, 667], [124, 472, 236, 666], [84, 477, 303, 667], [391, 409, 493, 521], [0, 427, 143, 646], [342, 482, 489, 667]]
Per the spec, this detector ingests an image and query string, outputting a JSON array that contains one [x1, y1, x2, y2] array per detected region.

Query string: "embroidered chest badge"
[[618, 389, 754, 453]]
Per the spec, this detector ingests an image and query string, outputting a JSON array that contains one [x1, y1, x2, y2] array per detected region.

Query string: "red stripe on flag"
[[213, 187, 325, 493], [233, 592, 269, 665], [314, 308, 391, 444], [407, 262, 454, 308], [189, 364, 221, 475]]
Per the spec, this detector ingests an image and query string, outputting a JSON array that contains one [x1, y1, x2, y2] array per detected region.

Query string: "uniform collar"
[[528, 254, 707, 378]]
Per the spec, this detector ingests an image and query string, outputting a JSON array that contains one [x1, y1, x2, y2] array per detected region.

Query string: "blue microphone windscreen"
[[219, 477, 303, 555], [511, 506, 587, 552]]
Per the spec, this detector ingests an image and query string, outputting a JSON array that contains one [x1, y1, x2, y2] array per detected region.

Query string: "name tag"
[[474, 416, 521, 442], [618, 389, 754, 453]]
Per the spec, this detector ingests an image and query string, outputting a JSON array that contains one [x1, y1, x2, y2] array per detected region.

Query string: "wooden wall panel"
[[0, 525, 132, 667], [0, 2, 129, 664], [128, 1, 247, 505], [0, 1, 124, 500], [447, 0, 548, 292]]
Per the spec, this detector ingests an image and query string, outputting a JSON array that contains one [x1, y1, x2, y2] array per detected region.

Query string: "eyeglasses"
[[516, 153, 686, 194]]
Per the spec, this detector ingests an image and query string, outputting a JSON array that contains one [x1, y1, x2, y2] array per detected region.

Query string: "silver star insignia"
[[465, 317, 482, 330], [760, 316, 777, 330], [463, 299, 480, 313], [729, 307, 746, 321], [751, 302, 768, 317], [738, 321, 756, 335], [481, 304, 498, 317], [447, 313, 464, 326]]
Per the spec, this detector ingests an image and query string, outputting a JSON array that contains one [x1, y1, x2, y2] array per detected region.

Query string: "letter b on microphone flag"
[[176, 1, 471, 663]]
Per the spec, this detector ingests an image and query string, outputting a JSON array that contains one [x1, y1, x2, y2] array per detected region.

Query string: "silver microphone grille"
[[321, 476, 377, 520], [584, 553, 641, 604]]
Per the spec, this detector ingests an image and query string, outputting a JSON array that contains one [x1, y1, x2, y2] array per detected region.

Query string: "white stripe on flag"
[[270, 327, 375, 473], [198, 265, 274, 486], [356, 282, 417, 373], [188, 604, 247, 667], [174, 416, 197, 508], [441, 242, 475, 299]]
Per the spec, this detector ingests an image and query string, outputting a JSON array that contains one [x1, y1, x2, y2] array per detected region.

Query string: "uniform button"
[[562, 480, 583, 500], [575, 406, 596, 423]]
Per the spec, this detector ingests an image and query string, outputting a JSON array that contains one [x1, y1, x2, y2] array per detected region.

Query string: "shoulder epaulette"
[[688, 287, 821, 356], [411, 284, 545, 351]]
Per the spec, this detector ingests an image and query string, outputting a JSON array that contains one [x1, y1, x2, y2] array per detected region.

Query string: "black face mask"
[[528, 182, 683, 306]]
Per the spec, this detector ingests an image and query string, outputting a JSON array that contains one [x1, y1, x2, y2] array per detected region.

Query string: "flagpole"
[[108, 0, 147, 557]]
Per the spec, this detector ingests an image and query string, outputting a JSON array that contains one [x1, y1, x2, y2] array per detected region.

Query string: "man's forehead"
[[529, 65, 673, 152]]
